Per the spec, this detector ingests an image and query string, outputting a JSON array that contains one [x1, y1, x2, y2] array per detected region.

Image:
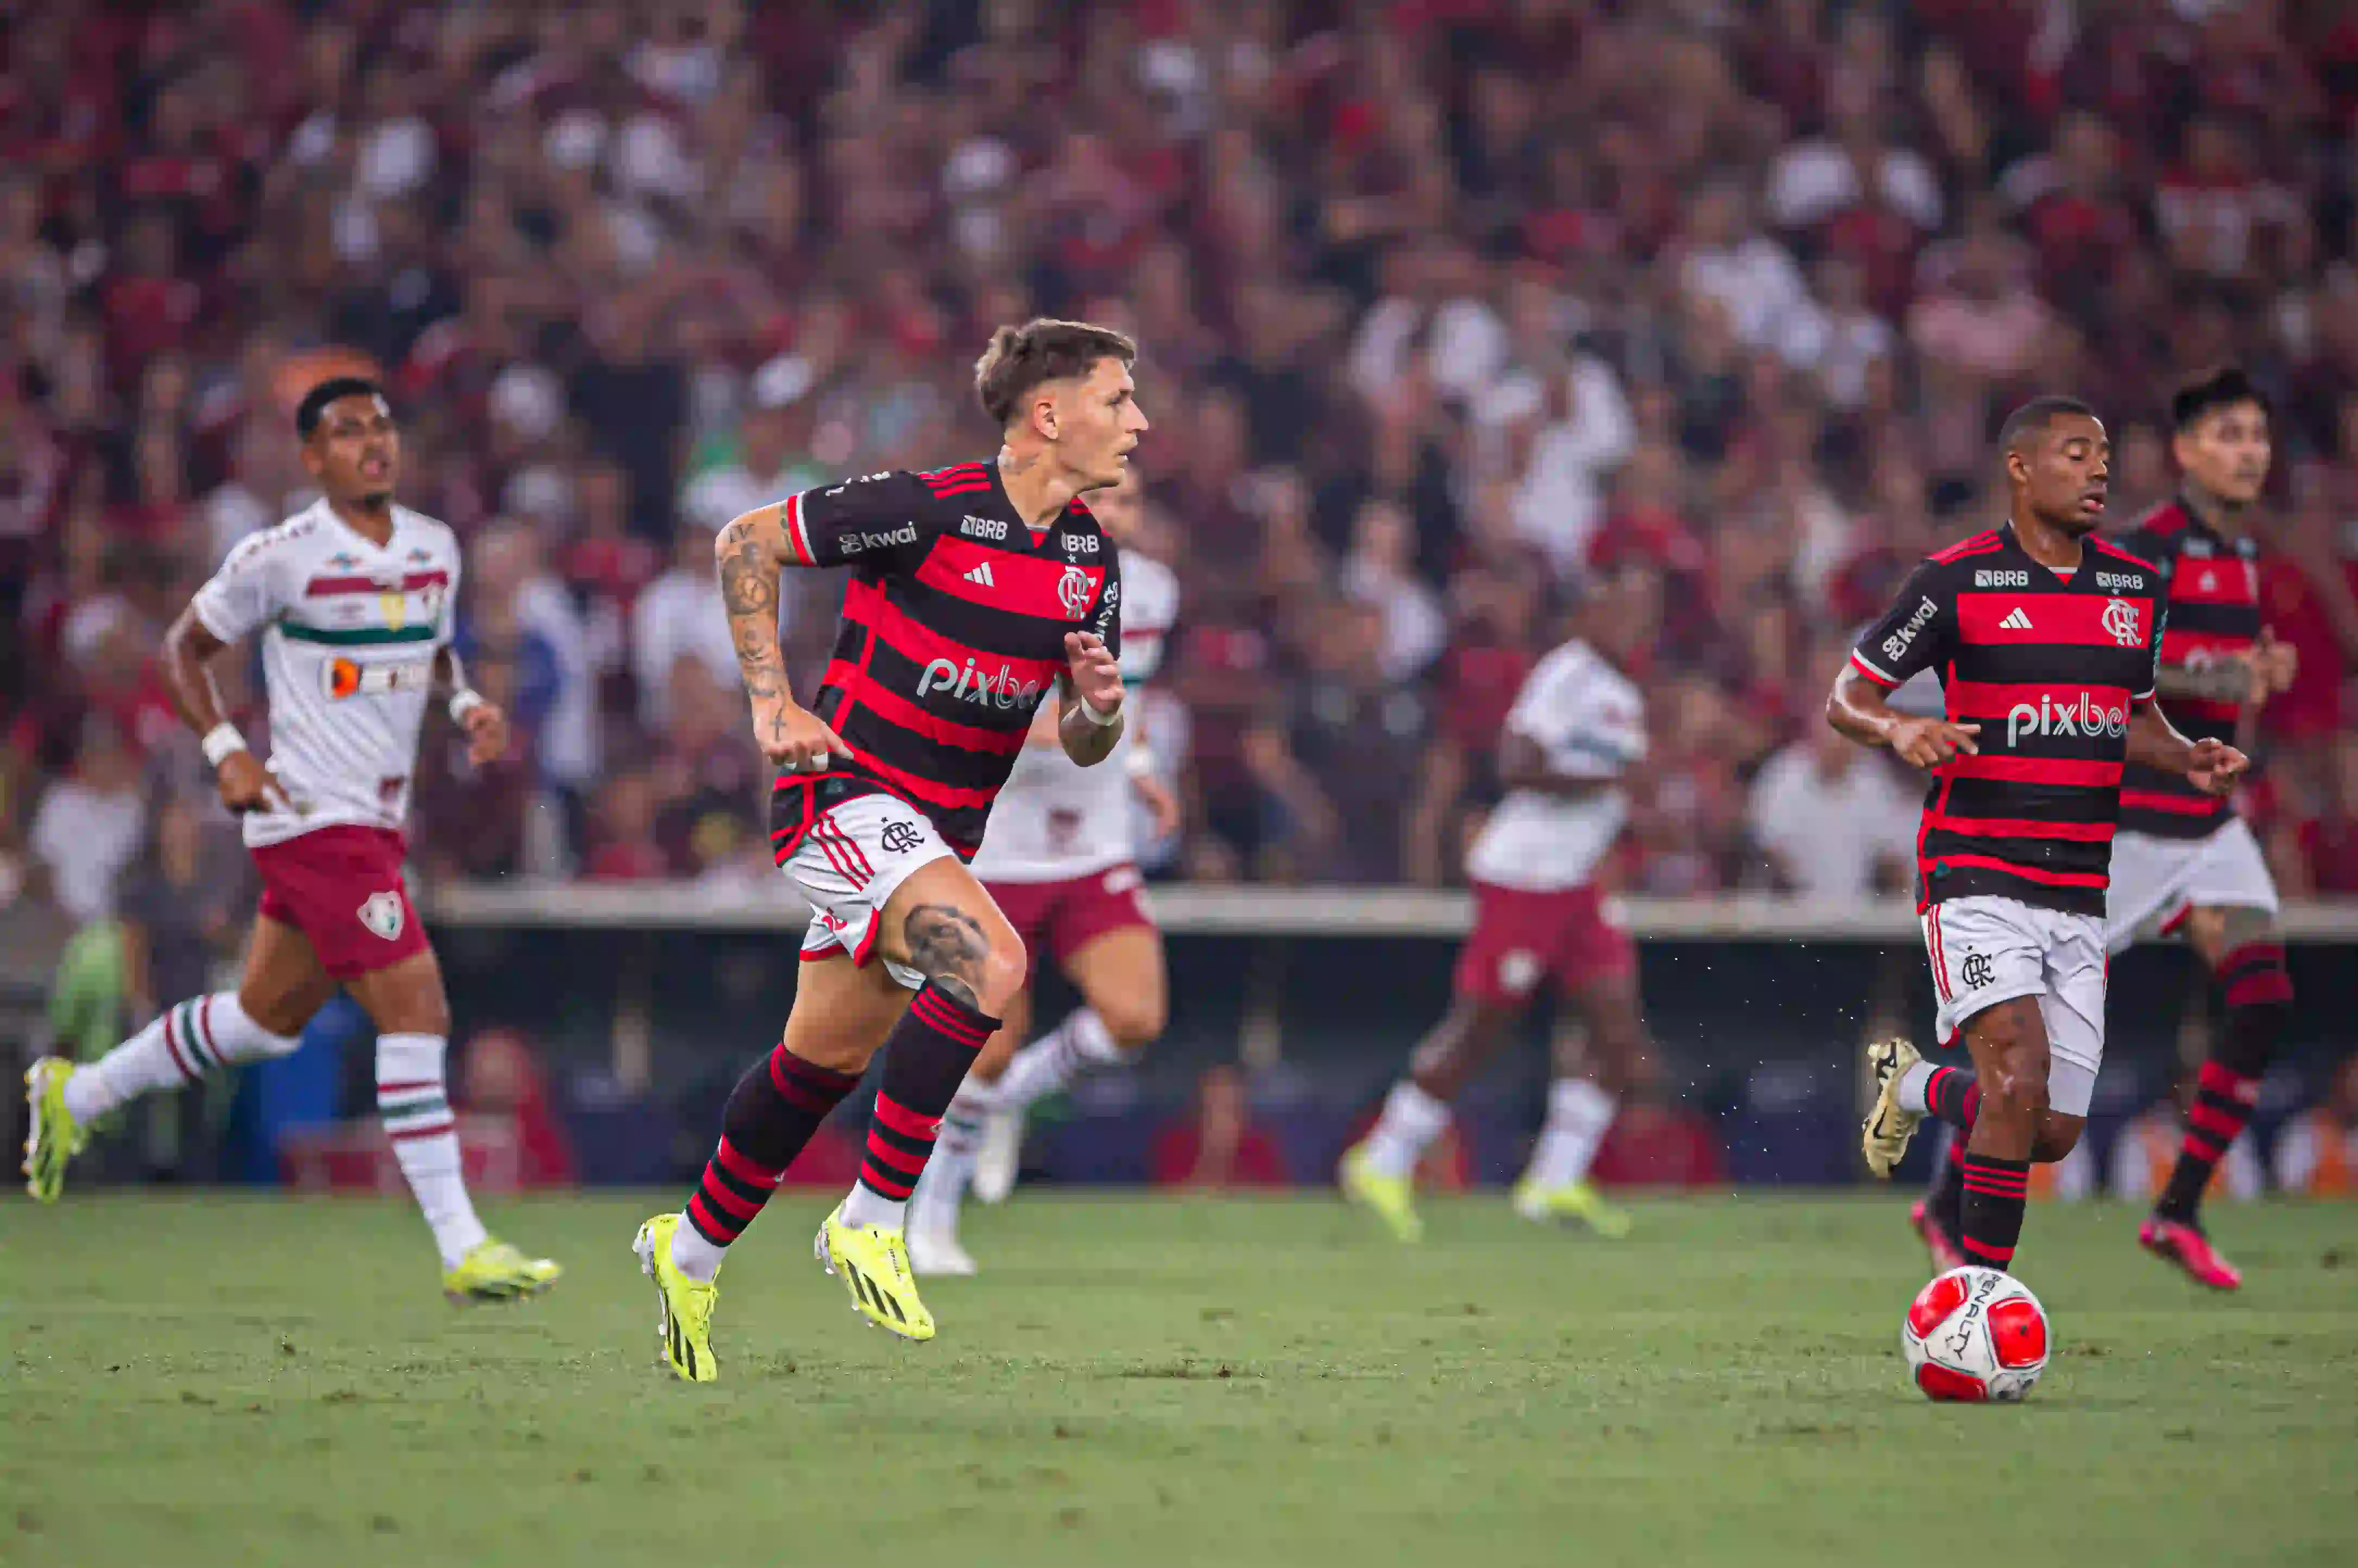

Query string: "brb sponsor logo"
[[960, 515, 1007, 540], [918, 657, 1045, 710], [1974, 569, 2029, 588], [2005, 691, 2129, 747], [1883, 596, 1938, 664], [2095, 570, 2145, 592]]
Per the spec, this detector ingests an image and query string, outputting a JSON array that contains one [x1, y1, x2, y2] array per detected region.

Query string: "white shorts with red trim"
[[2102, 818, 2278, 956], [1921, 895, 2105, 1118], [785, 792, 957, 991]]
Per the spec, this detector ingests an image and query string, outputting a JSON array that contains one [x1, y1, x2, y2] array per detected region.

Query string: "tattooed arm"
[[715, 506, 849, 773]]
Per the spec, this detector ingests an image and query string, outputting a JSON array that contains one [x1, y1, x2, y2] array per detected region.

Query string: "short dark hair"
[[973, 319, 1137, 427], [2170, 366, 2271, 434], [1998, 395, 2099, 456], [295, 376, 388, 438]]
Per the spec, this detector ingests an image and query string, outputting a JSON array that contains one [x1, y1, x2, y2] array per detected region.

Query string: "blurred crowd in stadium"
[[8, 0, 2358, 943]]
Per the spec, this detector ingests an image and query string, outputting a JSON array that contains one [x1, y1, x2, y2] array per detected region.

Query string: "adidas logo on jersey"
[[964, 562, 996, 587], [1998, 608, 2034, 631]]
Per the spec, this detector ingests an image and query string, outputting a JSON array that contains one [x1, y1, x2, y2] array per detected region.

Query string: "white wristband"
[[200, 724, 248, 767], [1077, 694, 1119, 727], [449, 690, 486, 724], [1123, 744, 1157, 779]]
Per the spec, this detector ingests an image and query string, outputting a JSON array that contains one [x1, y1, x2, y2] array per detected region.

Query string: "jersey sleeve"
[[437, 548, 463, 649], [1087, 547, 1123, 663], [2134, 596, 2166, 707], [776, 470, 943, 570], [190, 527, 292, 643], [1848, 562, 1953, 689], [1506, 652, 1646, 777]]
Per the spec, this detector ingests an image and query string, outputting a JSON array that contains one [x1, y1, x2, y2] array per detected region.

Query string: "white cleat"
[[907, 1227, 978, 1278], [1862, 1036, 1926, 1180], [971, 1104, 1025, 1206]]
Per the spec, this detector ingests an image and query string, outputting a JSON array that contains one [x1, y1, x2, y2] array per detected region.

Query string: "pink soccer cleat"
[[2140, 1216, 2243, 1291], [1911, 1199, 1966, 1274]]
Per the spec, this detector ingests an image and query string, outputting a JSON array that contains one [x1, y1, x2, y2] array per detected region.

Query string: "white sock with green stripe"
[[377, 1034, 488, 1269], [62, 993, 300, 1123]]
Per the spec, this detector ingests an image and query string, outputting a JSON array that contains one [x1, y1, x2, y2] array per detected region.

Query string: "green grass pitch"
[[3, 1191, 2352, 1567]]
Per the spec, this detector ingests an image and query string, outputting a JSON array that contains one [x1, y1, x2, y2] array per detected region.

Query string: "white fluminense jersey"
[[192, 500, 460, 848], [1464, 638, 1645, 892], [972, 549, 1178, 883]]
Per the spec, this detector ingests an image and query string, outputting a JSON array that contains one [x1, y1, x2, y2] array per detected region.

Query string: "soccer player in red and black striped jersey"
[[2102, 368, 2296, 1289], [1833, 396, 2246, 1279], [631, 320, 1147, 1379]]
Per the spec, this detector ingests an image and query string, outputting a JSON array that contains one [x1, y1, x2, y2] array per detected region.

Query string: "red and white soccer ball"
[[1901, 1267, 2050, 1402]]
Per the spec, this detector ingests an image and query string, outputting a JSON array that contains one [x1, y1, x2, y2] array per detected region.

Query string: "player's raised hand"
[[213, 750, 292, 815], [1887, 717, 1980, 769], [1063, 631, 1124, 718], [459, 699, 509, 765], [2186, 736, 2249, 797], [752, 691, 852, 775]]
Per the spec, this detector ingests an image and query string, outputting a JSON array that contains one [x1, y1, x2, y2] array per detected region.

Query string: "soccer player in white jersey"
[[907, 465, 1182, 1275], [1339, 566, 1661, 1242], [23, 377, 559, 1302]]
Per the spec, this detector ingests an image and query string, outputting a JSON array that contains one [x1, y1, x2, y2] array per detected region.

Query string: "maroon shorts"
[[1453, 880, 1635, 1004], [252, 824, 427, 979], [987, 863, 1157, 974]]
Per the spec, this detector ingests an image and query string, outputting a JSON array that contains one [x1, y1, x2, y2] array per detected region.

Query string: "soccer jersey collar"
[[983, 463, 1083, 554], [1997, 519, 2086, 586]]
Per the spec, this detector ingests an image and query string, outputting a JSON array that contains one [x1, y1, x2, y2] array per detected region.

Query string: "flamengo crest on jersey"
[[191, 499, 460, 848], [1464, 639, 1644, 892], [969, 550, 1178, 883], [1848, 522, 2165, 917]]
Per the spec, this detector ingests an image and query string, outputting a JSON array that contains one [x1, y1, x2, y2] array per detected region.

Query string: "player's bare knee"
[[237, 980, 325, 1039], [903, 901, 1023, 1015], [2032, 1116, 2084, 1162], [1096, 993, 1165, 1054]]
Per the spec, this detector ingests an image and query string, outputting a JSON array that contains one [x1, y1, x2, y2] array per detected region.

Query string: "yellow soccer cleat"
[[814, 1204, 935, 1342], [22, 1058, 90, 1204], [1862, 1036, 1926, 1180], [442, 1238, 562, 1305], [1337, 1142, 1423, 1243], [1511, 1176, 1632, 1238], [633, 1213, 720, 1382]]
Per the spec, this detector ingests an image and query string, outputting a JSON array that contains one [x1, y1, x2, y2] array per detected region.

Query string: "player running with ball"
[[1841, 397, 2244, 1277], [23, 378, 559, 1302], [633, 320, 1144, 1380]]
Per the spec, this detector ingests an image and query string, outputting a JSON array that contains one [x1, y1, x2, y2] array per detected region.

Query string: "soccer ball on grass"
[[1901, 1266, 2049, 1402]]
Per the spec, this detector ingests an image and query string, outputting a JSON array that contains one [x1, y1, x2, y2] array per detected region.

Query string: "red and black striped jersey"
[[1848, 522, 2165, 917], [2108, 499, 2261, 840], [768, 462, 1122, 857]]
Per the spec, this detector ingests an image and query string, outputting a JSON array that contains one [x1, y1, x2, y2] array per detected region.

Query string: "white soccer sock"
[[1361, 1079, 1452, 1179], [911, 1091, 989, 1239], [840, 1183, 906, 1230], [377, 1034, 489, 1270], [63, 993, 300, 1123], [1523, 1078, 1618, 1190], [669, 1218, 728, 1283], [1896, 1060, 1938, 1116], [998, 1008, 1124, 1111]]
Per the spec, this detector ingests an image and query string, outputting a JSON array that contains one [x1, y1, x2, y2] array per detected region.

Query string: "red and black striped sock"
[[1922, 1065, 1981, 1130], [852, 983, 998, 1214], [2157, 945, 2288, 1224], [1929, 1130, 1968, 1236], [683, 1043, 861, 1251], [1958, 1152, 2031, 1270], [2155, 1058, 2266, 1224]]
